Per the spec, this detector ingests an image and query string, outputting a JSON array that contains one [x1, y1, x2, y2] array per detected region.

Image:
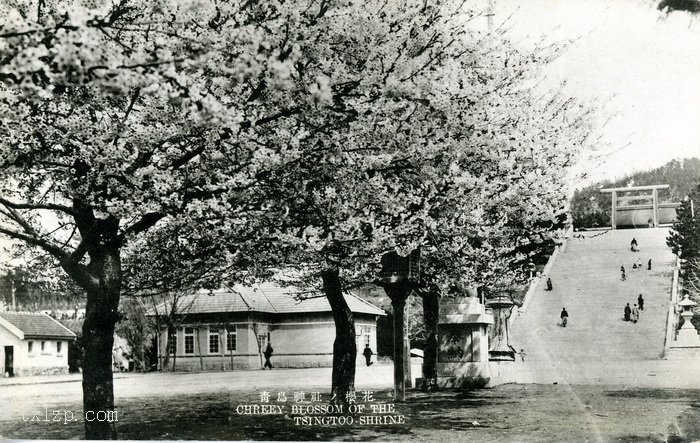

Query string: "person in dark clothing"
[[546, 277, 553, 291], [638, 294, 644, 311], [631, 238, 638, 252], [362, 344, 374, 366], [263, 343, 274, 369], [624, 303, 631, 321], [621, 266, 626, 281], [560, 308, 569, 327], [648, 259, 652, 270]]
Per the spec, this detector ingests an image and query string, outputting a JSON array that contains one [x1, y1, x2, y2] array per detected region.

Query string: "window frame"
[[226, 326, 237, 353], [209, 329, 220, 354], [184, 327, 195, 355], [168, 329, 178, 355]]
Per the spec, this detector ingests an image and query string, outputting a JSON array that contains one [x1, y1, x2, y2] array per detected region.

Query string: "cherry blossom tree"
[[243, 3, 594, 401], [0, 0, 357, 437], [0, 0, 595, 437]]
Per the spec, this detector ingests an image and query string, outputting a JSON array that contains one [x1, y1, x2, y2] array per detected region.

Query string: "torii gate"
[[600, 184, 668, 229]]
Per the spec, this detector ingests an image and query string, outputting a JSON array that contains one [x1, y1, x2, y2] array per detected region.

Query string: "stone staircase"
[[510, 228, 676, 383]]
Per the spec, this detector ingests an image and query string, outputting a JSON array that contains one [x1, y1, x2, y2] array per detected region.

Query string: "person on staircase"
[[560, 307, 569, 327], [638, 294, 644, 311], [624, 303, 631, 321]]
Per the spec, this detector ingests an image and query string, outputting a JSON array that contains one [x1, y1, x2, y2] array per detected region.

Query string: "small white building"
[[151, 283, 386, 371], [0, 312, 76, 376]]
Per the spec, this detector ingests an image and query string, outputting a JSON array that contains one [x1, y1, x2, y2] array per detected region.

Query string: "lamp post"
[[379, 249, 419, 401]]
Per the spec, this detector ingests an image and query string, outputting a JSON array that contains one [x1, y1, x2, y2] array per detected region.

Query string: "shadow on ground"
[[3, 384, 700, 441]]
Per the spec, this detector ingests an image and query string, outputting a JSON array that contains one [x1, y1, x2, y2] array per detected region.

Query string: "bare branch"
[[0, 196, 75, 215]]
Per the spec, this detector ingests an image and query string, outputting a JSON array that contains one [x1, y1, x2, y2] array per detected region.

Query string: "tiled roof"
[[151, 283, 386, 317], [0, 312, 77, 339]]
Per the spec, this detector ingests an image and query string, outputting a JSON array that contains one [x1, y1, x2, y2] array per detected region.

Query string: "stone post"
[[611, 190, 617, 229], [652, 188, 659, 228], [435, 296, 493, 388], [674, 295, 700, 347], [486, 294, 516, 361]]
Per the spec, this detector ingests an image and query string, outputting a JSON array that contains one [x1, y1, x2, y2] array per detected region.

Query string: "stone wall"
[[14, 366, 70, 376], [666, 347, 700, 360]]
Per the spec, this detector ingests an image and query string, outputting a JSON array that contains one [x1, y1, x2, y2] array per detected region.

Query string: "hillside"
[[571, 157, 700, 228]]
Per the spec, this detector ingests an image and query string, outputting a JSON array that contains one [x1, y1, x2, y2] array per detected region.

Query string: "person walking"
[[621, 265, 626, 281], [362, 344, 374, 367], [263, 342, 274, 369], [631, 304, 640, 323], [638, 294, 644, 311], [624, 303, 631, 321], [636, 258, 642, 269], [631, 238, 638, 252], [648, 259, 652, 270], [560, 307, 569, 327], [546, 277, 553, 291]]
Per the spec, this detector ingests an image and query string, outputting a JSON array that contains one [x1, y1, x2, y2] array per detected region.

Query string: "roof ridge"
[[345, 291, 386, 315], [256, 284, 278, 313], [0, 310, 51, 315], [234, 287, 253, 311], [43, 313, 78, 338]]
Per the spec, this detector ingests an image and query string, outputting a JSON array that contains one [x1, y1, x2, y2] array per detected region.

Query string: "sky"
[[480, 0, 700, 188], [2, 0, 700, 267]]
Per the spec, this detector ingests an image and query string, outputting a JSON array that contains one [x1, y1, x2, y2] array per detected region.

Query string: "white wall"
[[0, 326, 23, 375], [0, 325, 69, 375]]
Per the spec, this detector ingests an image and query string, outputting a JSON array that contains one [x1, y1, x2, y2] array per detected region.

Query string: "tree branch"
[[0, 196, 76, 215], [119, 212, 165, 242], [0, 225, 67, 260]]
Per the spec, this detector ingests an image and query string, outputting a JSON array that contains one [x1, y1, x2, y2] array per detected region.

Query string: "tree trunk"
[[228, 324, 234, 369], [219, 327, 226, 370], [321, 268, 356, 406], [421, 290, 439, 391], [197, 328, 204, 370], [161, 328, 170, 370], [81, 249, 121, 440], [383, 282, 411, 401]]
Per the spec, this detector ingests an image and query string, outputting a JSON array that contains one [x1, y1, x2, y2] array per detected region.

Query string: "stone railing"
[[662, 255, 680, 358], [511, 226, 573, 327]]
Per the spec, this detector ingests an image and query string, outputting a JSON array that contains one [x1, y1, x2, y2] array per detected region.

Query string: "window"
[[184, 328, 195, 354], [362, 326, 371, 347], [41, 341, 46, 352], [28, 341, 33, 353], [226, 327, 237, 352], [209, 330, 219, 354], [168, 330, 177, 355], [57, 341, 63, 354]]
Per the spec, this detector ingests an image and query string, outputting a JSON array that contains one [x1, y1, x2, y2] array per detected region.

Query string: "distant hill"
[[571, 158, 700, 228]]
